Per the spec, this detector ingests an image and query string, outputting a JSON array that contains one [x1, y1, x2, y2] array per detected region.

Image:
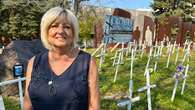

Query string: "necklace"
[[48, 53, 57, 96], [48, 73, 56, 96], [48, 80, 53, 85]]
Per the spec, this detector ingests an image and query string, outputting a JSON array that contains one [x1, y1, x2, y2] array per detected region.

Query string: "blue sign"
[[103, 15, 134, 43], [15, 66, 22, 75], [13, 64, 23, 77]]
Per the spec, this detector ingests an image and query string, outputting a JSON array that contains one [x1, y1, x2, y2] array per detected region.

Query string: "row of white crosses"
[[153, 41, 165, 72], [118, 39, 193, 109], [171, 64, 190, 101], [112, 42, 126, 82], [139, 40, 164, 73], [112, 42, 125, 65], [92, 43, 107, 71], [96, 39, 192, 109], [178, 40, 193, 95], [112, 41, 142, 83], [94, 38, 191, 73], [117, 46, 157, 110], [115, 39, 193, 109], [146, 40, 192, 102], [141, 40, 165, 73], [182, 41, 192, 64], [166, 41, 177, 68], [165, 40, 193, 67]]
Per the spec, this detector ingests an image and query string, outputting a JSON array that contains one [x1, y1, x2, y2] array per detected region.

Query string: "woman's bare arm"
[[24, 57, 34, 110], [88, 57, 100, 110]]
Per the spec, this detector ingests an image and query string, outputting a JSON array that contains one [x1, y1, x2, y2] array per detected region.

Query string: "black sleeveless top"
[[28, 50, 91, 110]]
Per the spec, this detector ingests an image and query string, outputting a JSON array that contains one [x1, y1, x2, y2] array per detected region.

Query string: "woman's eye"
[[64, 25, 71, 29], [51, 25, 58, 28]]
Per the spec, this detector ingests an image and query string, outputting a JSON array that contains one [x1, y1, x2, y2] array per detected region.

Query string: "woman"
[[24, 7, 100, 110]]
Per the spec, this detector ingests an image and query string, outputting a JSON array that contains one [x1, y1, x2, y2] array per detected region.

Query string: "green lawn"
[[93, 47, 195, 110], [3, 47, 195, 110]]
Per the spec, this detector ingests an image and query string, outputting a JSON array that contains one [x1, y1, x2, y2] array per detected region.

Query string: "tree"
[[151, 0, 195, 23], [79, 6, 97, 48], [0, 0, 71, 40]]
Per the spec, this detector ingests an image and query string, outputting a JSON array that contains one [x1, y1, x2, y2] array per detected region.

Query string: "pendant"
[[48, 81, 53, 85]]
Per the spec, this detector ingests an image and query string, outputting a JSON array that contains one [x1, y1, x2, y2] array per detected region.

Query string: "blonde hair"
[[40, 6, 79, 50]]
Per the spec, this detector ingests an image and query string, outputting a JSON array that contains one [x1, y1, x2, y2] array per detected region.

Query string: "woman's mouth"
[[56, 36, 66, 40]]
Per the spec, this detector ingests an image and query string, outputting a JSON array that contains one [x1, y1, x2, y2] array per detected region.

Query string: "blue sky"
[[84, 0, 153, 9]]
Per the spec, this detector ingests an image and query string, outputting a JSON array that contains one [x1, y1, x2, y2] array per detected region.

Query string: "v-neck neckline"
[[46, 50, 81, 78]]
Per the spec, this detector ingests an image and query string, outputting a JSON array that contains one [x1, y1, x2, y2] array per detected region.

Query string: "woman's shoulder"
[[29, 50, 48, 66], [34, 50, 48, 60], [79, 50, 91, 57]]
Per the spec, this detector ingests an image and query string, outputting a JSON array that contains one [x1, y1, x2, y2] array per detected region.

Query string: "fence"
[[0, 77, 26, 110]]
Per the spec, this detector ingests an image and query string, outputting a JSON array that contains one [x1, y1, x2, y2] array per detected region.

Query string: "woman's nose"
[[56, 25, 64, 34]]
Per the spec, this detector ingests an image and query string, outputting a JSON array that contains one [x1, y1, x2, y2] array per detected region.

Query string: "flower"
[[176, 64, 184, 72]]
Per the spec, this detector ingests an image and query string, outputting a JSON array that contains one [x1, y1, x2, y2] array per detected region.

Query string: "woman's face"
[[48, 15, 74, 48]]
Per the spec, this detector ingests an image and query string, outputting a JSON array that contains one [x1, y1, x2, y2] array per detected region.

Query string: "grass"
[[93, 47, 195, 110], [3, 97, 19, 110], [2, 47, 195, 110]]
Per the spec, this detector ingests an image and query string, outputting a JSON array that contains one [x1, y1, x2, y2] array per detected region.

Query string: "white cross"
[[111, 42, 120, 52], [133, 42, 139, 58], [153, 44, 161, 72], [113, 50, 122, 82], [111, 42, 126, 66], [92, 43, 104, 56], [118, 80, 140, 110], [171, 64, 189, 101], [112, 47, 124, 66], [138, 69, 156, 110], [166, 44, 173, 68], [174, 45, 180, 65], [130, 49, 135, 79], [153, 41, 158, 57], [171, 72, 180, 102], [182, 42, 192, 64], [111, 50, 118, 66], [172, 41, 177, 54], [159, 41, 164, 57], [93, 43, 107, 71], [183, 40, 188, 51], [120, 42, 125, 64], [125, 42, 133, 57], [145, 47, 153, 74], [181, 64, 189, 95], [140, 42, 146, 58]]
